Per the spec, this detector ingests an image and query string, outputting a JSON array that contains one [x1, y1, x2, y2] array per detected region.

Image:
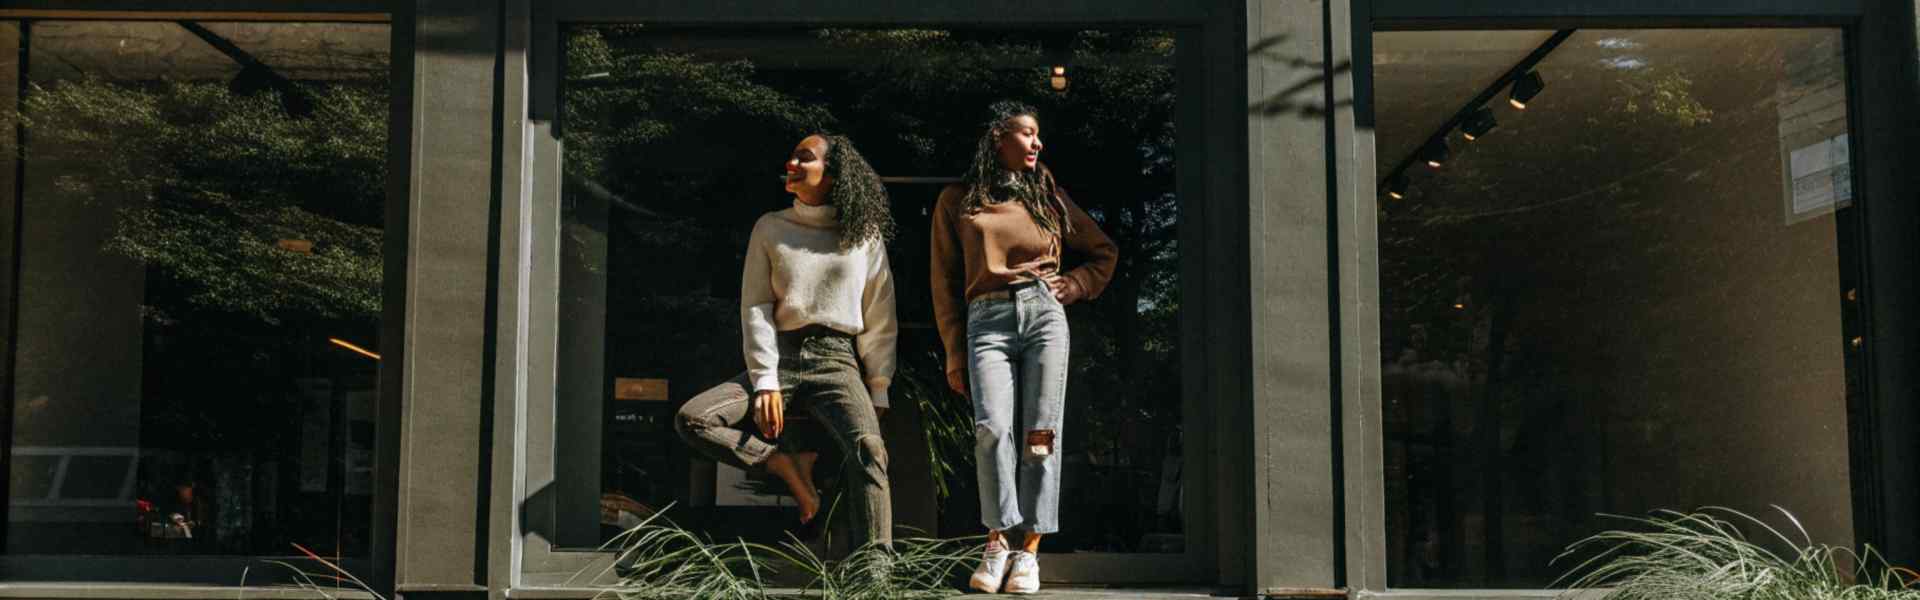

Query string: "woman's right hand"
[[946, 368, 969, 399], [754, 390, 784, 439]]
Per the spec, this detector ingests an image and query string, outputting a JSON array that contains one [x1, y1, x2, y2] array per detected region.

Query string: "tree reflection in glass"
[[559, 27, 1186, 554]]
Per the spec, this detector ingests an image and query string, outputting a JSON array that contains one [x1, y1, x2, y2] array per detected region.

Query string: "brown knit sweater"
[[929, 182, 1119, 375]]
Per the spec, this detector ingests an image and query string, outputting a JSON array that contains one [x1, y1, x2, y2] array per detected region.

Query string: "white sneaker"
[[1003, 551, 1040, 594], [968, 541, 1011, 594]]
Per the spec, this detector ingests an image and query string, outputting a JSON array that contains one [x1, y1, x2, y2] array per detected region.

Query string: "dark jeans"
[[673, 327, 893, 548]]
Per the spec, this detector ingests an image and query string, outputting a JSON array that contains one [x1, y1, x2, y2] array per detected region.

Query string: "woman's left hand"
[[1045, 274, 1084, 305]]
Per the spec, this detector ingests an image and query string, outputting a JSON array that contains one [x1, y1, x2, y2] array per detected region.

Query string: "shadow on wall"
[[1248, 33, 1356, 119]]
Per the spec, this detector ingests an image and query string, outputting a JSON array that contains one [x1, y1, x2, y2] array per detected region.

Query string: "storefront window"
[[3, 20, 389, 559], [555, 27, 1186, 554], [1374, 28, 1855, 587]]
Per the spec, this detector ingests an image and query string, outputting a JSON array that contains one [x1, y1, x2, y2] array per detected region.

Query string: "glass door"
[[1370, 26, 1863, 589], [519, 11, 1217, 586]]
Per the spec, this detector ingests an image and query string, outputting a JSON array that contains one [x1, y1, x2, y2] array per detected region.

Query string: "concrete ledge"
[[1265, 588, 1347, 599], [508, 585, 1230, 599], [0, 583, 377, 600], [1355, 590, 1608, 600]]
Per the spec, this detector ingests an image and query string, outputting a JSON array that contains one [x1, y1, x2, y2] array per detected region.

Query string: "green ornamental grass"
[[1557, 507, 1920, 600], [242, 543, 389, 600], [575, 502, 982, 600], [246, 510, 980, 600]]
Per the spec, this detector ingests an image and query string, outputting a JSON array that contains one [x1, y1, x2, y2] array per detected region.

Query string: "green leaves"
[[894, 355, 973, 503], [563, 28, 833, 189], [1617, 70, 1714, 127], [17, 76, 388, 327]]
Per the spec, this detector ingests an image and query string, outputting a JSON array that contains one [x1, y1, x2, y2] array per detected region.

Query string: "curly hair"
[[815, 133, 896, 250], [958, 100, 1072, 237]]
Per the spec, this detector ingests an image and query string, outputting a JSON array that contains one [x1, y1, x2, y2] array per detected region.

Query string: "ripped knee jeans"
[[965, 280, 1068, 534]]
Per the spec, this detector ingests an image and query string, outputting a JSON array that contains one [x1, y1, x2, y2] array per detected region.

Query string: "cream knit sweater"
[[741, 200, 898, 408]]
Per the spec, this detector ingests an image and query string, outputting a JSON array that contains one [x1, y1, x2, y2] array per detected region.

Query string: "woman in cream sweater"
[[673, 133, 898, 549]]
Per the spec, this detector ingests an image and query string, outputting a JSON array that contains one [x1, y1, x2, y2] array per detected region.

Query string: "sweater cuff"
[[750, 372, 781, 394], [866, 378, 891, 409], [1066, 269, 1100, 301]]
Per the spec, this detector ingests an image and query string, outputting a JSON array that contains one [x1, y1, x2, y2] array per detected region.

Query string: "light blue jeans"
[[967, 280, 1069, 534]]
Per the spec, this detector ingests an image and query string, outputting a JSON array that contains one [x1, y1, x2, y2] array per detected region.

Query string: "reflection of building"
[[1, 2, 1918, 599], [7, 447, 140, 524]]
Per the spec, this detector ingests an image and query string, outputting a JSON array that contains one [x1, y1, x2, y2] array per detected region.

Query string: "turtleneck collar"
[[791, 198, 839, 228]]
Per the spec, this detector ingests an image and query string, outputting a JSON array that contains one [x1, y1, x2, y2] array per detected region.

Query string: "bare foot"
[[765, 452, 821, 523], [792, 451, 820, 523]]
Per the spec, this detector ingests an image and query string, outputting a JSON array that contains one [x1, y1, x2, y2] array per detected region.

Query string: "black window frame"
[[0, 2, 403, 592]]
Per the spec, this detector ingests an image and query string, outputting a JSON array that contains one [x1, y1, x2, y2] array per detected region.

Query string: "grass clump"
[[1557, 507, 1920, 600], [776, 534, 980, 600], [577, 503, 981, 600], [241, 504, 980, 599], [575, 507, 781, 600], [242, 543, 388, 600]]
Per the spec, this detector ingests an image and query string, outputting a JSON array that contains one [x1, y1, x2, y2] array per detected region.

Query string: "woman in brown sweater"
[[931, 100, 1118, 594]]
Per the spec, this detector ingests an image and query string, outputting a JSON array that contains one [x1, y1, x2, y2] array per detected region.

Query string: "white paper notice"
[[1831, 133, 1852, 204], [1790, 134, 1851, 215]]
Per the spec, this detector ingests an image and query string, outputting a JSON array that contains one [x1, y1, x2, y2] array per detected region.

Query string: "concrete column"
[[1240, 0, 1350, 593], [391, 0, 499, 593]]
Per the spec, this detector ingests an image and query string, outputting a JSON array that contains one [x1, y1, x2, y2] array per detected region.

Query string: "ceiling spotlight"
[[1461, 107, 1499, 141], [1421, 138, 1450, 169], [1386, 174, 1410, 200], [1509, 70, 1545, 110]]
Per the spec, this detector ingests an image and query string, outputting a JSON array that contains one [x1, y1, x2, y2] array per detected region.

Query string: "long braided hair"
[[958, 100, 1073, 237], [815, 133, 896, 251]]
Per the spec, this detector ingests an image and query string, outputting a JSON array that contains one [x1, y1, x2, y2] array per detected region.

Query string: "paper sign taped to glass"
[[1786, 133, 1851, 222], [614, 377, 669, 401]]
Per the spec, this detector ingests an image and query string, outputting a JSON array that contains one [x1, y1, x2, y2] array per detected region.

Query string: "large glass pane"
[[1374, 29, 1854, 587], [557, 27, 1186, 555], [4, 21, 389, 558]]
